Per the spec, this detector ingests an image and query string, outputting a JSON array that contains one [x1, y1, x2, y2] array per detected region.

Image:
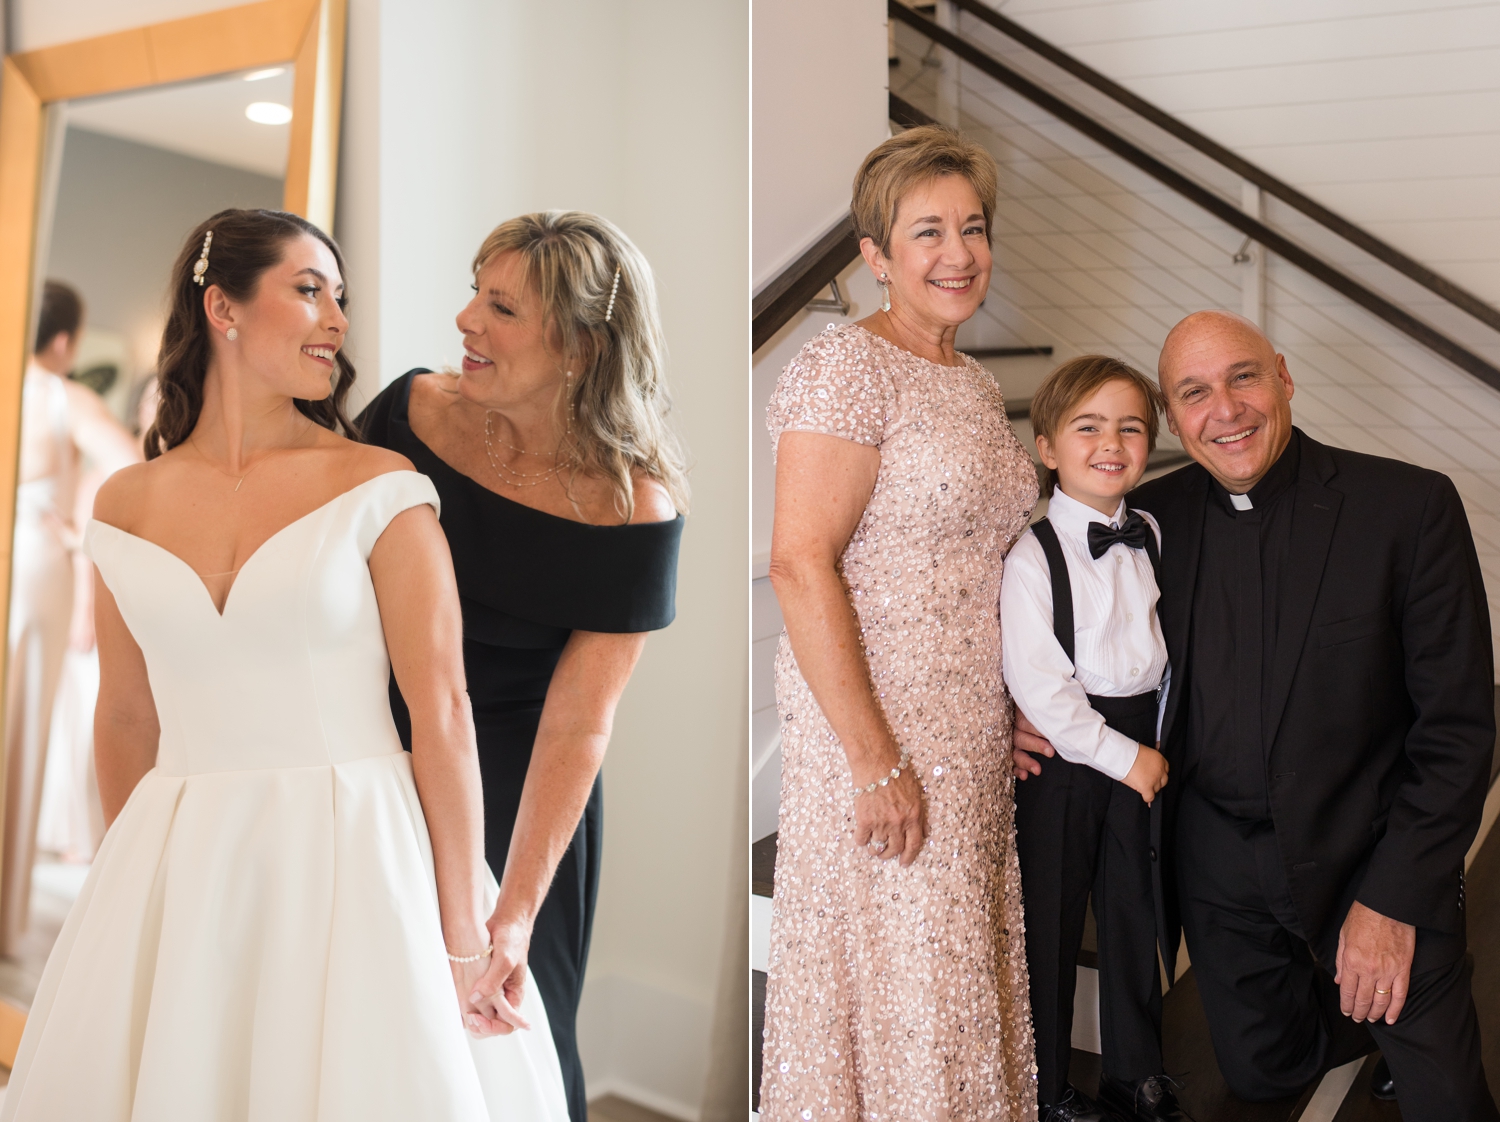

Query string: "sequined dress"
[[761, 324, 1039, 1122]]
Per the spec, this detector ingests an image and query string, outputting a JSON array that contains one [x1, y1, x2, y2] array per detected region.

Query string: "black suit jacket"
[[1131, 429, 1493, 954]]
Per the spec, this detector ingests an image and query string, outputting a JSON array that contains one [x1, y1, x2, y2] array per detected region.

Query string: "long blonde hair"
[[473, 211, 689, 518]]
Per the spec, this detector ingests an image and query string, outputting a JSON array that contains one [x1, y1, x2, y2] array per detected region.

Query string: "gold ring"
[[1375, 988, 1391, 995]]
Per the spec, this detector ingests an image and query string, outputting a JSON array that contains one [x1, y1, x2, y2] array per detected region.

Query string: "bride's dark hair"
[[145, 208, 358, 459]]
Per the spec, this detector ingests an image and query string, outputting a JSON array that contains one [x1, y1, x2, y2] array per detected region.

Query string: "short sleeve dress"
[[357, 372, 682, 1122], [759, 325, 1040, 1122]]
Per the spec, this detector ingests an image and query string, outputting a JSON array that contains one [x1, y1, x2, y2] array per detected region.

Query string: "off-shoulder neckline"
[[390, 372, 681, 535]]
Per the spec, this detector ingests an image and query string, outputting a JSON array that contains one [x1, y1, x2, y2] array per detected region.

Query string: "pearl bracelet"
[[850, 747, 912, 799], [447, 944, 493, 964]]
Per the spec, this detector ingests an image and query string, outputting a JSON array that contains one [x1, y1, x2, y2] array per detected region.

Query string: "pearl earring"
[[879, 274, 892, 313], [226, 328, 238, 341]]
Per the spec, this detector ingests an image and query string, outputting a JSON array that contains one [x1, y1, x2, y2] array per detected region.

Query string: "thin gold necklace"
[[481, 403, 575, 488], [190, 425, 308, 492]]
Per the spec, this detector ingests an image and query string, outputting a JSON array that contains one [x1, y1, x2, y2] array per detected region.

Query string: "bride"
[[0, 208, 568, 1120]]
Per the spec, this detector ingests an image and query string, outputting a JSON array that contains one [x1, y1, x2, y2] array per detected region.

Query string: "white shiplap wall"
[[993, 0, 1500, 304]]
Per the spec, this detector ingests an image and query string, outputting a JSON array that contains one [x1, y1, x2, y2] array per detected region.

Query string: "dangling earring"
[[226, 328, 238, 341], [879, 274, 892, 313]]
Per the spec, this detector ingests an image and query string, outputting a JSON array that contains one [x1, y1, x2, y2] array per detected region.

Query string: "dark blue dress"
[[357, 371, 682, 1121]]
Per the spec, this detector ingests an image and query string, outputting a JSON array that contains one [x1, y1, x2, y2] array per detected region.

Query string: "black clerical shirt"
[[1184, 431, 1302, 820]]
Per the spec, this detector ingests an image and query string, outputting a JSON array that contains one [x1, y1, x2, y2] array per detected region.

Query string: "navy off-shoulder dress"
[[358, 371, 682, 1122]]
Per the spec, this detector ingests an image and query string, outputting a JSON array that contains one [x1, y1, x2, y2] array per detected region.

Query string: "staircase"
[[753, 4, 1500, 1117]]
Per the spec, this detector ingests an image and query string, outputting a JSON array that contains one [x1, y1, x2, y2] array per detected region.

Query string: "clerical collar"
[[1212, 428, 1300, 513]]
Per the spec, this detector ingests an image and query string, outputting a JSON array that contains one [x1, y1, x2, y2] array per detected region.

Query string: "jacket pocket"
[[1318, 603, 1391, 649]]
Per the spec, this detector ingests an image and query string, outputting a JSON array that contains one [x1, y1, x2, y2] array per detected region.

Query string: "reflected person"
[[2, 281, 138, 953], [358, 210, 685, 1122]]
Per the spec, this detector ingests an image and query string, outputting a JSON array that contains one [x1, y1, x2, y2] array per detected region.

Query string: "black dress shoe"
[[1096, 1073, 1186, 1122], [1370, 1056, 1396, 1101], [1040, 1084, 1119, 1122]]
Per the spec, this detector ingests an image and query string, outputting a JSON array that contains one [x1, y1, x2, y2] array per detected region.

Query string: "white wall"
[[750, 0, 887, 844], [751, 0, 888, 288], [13, 2, 749, 1117]]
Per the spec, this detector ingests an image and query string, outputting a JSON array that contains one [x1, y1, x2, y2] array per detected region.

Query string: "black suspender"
[[1030, 512, 1160, 667], [1030, 518, 1076, 664]]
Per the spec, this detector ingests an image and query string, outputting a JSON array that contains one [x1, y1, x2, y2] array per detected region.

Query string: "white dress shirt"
[[1000, 488, 1168, 782]]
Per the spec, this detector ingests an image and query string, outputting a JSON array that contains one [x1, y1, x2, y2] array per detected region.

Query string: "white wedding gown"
[[0, 470, 568, 1121]]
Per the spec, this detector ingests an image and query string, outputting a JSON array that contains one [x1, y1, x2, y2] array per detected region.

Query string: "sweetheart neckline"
[[89, 470, 424, 618]]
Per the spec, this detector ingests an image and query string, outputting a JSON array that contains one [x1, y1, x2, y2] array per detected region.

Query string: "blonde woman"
[[358, 210, 686, 1122], [762, 125, 1038, 1120]]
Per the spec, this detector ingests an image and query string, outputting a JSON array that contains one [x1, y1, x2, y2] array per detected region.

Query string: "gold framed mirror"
[[0, 0, 345, 1063]]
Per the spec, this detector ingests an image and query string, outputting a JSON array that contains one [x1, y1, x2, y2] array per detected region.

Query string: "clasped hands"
[[1012, 711, 1414, 1025], [451, 916, 534, 1037]]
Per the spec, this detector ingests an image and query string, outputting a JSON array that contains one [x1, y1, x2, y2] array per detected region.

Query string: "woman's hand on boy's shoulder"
[[1012, 709, 1054, 780]]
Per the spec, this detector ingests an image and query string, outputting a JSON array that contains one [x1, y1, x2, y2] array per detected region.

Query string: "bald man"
[[1018, 312, 1496, 1118]]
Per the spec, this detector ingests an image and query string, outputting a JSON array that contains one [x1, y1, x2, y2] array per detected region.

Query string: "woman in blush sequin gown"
[[761, 126, 1039, 1122]]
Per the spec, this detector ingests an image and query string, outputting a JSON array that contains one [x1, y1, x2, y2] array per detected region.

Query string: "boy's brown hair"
[[1029, 354, 1166, 494]]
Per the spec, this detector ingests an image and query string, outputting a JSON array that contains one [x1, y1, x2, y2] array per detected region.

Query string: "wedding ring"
[[1375, 988, 1391, 995], [870, 841, 887, 852]]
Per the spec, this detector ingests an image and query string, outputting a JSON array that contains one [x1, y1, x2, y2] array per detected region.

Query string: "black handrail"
[[749, 97, 937, 349], [889, 1, 1500, 393], [752, 217, 859, 352], [948, 0, 1500, 338]]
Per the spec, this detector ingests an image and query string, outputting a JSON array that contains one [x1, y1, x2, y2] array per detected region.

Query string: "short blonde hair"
[[851, 124, 999, 256], [1030, 355, 1165, 494], [473, 211, 688, 519]]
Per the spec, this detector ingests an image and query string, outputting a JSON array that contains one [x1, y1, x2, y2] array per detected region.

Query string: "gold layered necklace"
[[481, 403, 575, 489]]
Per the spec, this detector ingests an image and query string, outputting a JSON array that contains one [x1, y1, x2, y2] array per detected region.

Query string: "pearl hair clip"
[[603, 266, 622, 323], [193, 230, 214, 286]]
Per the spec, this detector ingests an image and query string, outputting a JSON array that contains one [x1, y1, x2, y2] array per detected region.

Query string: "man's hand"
[[1012, 709, 1055, 780], [1335, 900, 1415, 1025]]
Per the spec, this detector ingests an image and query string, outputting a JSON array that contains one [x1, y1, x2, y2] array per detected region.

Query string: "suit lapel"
[[1265, 436, 1342, 750], [1157, 467, 1207, 749]]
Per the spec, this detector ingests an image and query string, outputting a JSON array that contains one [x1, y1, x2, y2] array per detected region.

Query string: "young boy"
[[1000, 356, 1176, 1122]]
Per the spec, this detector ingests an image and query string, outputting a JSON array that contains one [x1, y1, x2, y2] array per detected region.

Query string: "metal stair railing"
[[886, 0, 1500, 391], [754, 3, 1500, 402]]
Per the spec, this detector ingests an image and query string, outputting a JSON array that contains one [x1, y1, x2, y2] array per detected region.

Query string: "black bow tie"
[[1087, 511, 1151, 559]]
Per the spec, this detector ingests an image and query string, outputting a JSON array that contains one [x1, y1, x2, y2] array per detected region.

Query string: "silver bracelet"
[[447, 944, 493, 964], [850, 747, 912, 799]]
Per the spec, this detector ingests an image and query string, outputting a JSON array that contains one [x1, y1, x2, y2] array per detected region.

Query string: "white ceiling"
[[66, 66, 294, 179]]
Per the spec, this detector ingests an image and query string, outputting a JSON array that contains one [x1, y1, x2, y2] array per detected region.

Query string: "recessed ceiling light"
[[246, 102, 293, 125], [244, 67, 286, 81]]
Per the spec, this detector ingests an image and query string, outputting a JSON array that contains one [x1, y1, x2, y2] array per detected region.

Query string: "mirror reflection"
[[1, 65, 293, 1001]]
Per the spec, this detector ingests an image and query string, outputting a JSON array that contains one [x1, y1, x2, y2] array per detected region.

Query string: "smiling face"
[[454, 251, 568, 409], [1159, 311, 1295, 494], [1036, 378, 1154, 517], [868, 174, 992, 334], [212, 232, 347, 400]]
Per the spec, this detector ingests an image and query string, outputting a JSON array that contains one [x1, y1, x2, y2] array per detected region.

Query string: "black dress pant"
[[478, 710, 603, 1122], [1177, 785, 1498, 1120], [1015, 693, 1162, 1106]]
